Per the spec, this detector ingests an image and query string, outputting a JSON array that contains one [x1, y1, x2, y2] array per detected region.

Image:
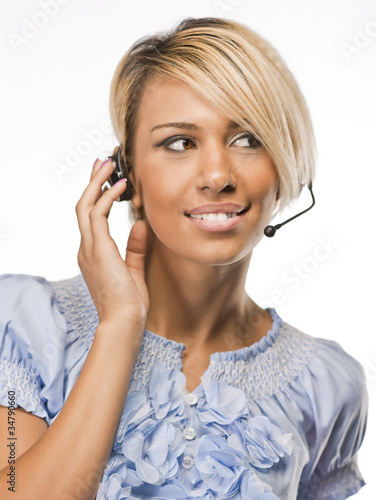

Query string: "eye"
[[232, 132, 261, 149], [161, 136, 196, 152]]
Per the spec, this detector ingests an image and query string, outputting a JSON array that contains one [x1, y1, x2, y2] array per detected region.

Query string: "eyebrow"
[[150, 120, 242, 133]]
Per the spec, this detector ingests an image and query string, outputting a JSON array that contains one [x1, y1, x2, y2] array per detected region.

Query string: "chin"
[[183, 243, 255, 267]]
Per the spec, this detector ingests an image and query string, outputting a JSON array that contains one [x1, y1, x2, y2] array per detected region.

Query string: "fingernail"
[[99, 158, 112, 169], [114, 178, 127, 186]]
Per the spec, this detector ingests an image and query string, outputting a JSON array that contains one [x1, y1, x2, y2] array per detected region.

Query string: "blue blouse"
[[0, 273, 368, 500]]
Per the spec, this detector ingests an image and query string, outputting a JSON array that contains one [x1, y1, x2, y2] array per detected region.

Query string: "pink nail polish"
[[99, 158, 112, 169], [114, 179, 127, 186]]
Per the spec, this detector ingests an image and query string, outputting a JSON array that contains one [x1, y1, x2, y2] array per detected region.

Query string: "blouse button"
[[182, 427, 196, 440], [186, 393, 198, 405], [182, 456, 194, 469]]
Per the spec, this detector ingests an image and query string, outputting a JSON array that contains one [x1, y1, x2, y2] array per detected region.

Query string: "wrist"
[[97, 305, 148, 329], [95, 317, 146, 347]]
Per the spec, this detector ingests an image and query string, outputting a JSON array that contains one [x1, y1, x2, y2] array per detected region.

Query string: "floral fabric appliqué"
[[97, 362, 290, 499], [228, 416, 293, 469]]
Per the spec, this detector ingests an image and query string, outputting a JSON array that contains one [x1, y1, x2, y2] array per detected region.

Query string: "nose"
[[195, 146, 237, 194]]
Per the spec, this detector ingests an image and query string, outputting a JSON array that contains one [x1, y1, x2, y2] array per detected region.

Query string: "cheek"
[[141, 170, 179, 210], [138, 168, 185, 235], [247, 162, 278, 210], [137, 154, 192, 211]]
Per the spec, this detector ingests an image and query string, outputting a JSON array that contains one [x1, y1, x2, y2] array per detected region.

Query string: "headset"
[[106, 146, 133, 202]]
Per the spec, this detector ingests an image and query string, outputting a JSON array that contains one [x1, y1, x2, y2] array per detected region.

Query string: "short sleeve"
[[297, 338, 368, 500], [0, 273, 68, 425]]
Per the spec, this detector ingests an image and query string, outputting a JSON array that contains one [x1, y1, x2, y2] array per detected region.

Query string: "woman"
[[0, 17, 368, 499]]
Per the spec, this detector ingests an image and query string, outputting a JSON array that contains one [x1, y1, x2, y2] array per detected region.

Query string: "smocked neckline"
[[75, 273, 283, 362], [143, 307, 282, 363]]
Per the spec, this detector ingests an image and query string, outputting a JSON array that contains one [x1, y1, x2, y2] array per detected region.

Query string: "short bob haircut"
[[109, 17, 316, 221]]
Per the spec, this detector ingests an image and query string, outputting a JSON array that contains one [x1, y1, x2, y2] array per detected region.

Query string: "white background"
[[1, 0, 375, 497]]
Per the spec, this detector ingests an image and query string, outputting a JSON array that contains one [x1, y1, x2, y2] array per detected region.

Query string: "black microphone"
[[264, 182, 315, 237]]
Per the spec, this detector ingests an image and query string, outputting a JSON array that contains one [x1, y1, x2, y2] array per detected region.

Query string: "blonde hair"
[[109, 17, 316, 221]]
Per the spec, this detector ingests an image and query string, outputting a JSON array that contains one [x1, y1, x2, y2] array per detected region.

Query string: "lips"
[[185, 209, 249, 232], [185, 203, 249, 217]]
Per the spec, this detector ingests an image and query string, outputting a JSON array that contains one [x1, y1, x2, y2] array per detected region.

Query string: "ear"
[[128, 165, 143, 210]]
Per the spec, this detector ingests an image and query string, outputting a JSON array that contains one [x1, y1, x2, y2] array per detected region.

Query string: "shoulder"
[[280, 325, 369, 497], [274, 314, 367, 397], [48, 273, 99, 347], [0, 272, 99, 347], [281, 320, 368, 449], [0, 273, 67, 348], [294, 326, 368, 409], [0, 273, 66, 422], [275, 317, 368, 497], [0, 272, 55, 310], [0, 272, 97, 424], [253, 311, 368, 414]]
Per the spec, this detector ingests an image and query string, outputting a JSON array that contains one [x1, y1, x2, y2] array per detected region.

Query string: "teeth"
[[190, 213, 237, 221]]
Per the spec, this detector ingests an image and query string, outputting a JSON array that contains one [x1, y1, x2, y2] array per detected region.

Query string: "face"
[[130, 77, 279, 266]]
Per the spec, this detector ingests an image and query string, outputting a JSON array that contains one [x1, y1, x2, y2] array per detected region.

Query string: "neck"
[[144, 235, 265, 352]]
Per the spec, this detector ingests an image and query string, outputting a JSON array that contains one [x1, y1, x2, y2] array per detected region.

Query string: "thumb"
[[125, 219, 148, 281]]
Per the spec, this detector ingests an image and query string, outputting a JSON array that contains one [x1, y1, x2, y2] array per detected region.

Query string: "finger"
[[75, 160, 115, 257], [76, 159, 114, 233], [91, 156, 111, 181], [91, 157, 112, 182], [89, 179, 128, 244], [90, 157, 102, 180], [91, 146, 119, 180]]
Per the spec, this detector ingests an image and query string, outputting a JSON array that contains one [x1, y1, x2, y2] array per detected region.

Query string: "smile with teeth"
[[188, 213, 238, 221]]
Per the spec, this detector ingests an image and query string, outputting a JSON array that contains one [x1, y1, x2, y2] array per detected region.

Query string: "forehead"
[[138, 76, 203, 114], [135, 76, 236, 133]]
